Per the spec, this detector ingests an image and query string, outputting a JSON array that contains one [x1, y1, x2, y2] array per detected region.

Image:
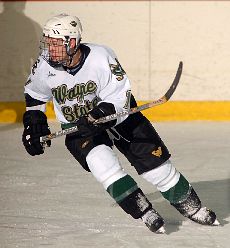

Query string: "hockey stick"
[[41, 61, 183, 143]]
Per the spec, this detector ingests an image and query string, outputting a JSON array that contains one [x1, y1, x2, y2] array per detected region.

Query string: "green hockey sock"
[[106, 175, 138, 203], [161, 174, 190, 204]]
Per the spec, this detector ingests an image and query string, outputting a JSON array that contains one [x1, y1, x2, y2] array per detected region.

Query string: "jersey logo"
[[70, 21, 78, 27], [81, 140, 90, 148], [110, 58, 126, 81], [52, 81, 99, 122], [48, 71, 56, 77], [51, 80, 97, 104], [61, 97, 100, 122], [152, 147, 162, 157]]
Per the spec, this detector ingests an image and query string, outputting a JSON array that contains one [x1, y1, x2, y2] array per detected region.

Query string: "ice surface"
[[0, 122, 229, 248]]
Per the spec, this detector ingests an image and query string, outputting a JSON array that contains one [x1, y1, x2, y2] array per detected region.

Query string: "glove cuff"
[[23, 110, 48, 127], [89, 102, 117, 127]]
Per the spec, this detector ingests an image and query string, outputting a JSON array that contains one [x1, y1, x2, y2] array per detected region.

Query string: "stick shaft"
[[41, 61, 183, 142]]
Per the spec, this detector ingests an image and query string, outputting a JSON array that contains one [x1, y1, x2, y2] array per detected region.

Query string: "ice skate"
[[189, 207, 220, 226], [141, 209, 165, 233], [171, 187, 220, 227]]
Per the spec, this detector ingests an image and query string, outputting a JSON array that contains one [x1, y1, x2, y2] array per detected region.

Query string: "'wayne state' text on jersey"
[[24, 43, 131, 124]]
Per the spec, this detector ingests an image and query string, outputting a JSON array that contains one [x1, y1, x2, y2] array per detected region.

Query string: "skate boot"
[[115, 183, 166, 234], [171, 187, 220, 226], [141, 208, 165, 233], [189, 207, 220, 226]]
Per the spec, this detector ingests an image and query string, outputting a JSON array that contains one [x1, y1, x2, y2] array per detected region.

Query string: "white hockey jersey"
[[24, 43, 131, 125]]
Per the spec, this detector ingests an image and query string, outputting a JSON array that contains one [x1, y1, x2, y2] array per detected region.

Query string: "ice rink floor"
[[0, 122, 229, 248]]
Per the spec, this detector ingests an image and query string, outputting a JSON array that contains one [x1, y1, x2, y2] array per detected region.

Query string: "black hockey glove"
[[22, 110, 51, 156], [76, 102, 117, 137]]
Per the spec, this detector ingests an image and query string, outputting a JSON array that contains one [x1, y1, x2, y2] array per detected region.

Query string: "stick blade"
[[165, 61, 183, 100]]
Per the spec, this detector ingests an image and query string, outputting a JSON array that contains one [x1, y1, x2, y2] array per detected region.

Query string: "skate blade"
[[156, 226, 166, 234], [212, 219, 220, 226]]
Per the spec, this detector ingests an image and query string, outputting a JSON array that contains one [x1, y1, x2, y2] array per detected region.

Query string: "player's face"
[[46, 37, 68, 63]]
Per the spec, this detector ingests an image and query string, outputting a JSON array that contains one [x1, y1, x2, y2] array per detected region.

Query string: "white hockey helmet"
[[43, 13, 82, 42], [40, 14, 83, 66]]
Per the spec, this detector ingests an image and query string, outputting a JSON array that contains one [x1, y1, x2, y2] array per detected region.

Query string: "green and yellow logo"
[[110, 58, 126, 81]]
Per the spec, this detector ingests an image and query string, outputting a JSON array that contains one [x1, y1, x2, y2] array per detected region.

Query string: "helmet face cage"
[[39, 36, 71, 67], [39, 14, 82, 67]]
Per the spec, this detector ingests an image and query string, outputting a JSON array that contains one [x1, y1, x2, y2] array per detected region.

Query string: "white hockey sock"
[[141, 159, 180, 192]]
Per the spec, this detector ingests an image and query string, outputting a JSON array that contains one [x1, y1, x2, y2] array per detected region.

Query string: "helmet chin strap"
[[65, 39, 81, 67]]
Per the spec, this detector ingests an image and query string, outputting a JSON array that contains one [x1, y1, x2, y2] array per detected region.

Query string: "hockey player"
[[22, 14, 219, 233]]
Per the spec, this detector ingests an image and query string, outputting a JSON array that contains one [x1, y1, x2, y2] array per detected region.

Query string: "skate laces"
[[190, 206, 219, 225], [142, 209, 159, 226], [191, 207, 210, 221]]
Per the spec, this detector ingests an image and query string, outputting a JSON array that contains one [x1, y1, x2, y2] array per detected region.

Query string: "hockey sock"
[[170, 187, 201, 217], [161, 174, 202, 217], [106, 175, 138, 203], [160, 174, 190, 204], [107, 175, 152, 219]]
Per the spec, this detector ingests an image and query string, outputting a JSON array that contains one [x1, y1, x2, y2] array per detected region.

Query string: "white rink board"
[[0, 1, 230, 101], [0, 122, 229, 248]]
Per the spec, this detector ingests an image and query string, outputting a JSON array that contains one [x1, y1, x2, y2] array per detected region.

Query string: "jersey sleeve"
[[97, 49, 131, 125], [24, 57, 53, 104]]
